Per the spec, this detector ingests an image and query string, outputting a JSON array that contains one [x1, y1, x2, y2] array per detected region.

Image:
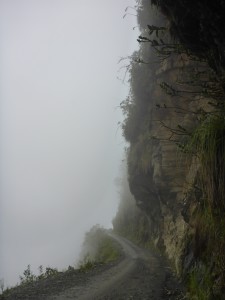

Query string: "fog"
[[0, 0, 139, 286]]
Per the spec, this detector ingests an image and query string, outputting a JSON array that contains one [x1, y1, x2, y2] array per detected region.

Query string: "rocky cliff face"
[[116, 31, 195, 271], [148, 59, 197, 272], [114, 0, 225, 298]]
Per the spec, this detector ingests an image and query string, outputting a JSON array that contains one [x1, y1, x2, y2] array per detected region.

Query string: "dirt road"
[[47, 233, 184, 299], [3, 234, 184, 299]]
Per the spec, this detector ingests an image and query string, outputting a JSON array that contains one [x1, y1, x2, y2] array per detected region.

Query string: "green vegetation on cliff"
[[79, 225, 122, 269], [113, 0, 225, 299]]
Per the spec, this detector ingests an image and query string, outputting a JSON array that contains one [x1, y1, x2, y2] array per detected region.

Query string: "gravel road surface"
[[47, 233, 184, 299], [2, 234, 184, 299]]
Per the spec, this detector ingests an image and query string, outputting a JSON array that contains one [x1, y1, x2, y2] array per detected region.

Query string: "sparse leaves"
[[147, 24, 166, 37]]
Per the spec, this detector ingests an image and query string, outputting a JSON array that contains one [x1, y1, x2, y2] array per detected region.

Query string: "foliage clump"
[[78, 225, 121, 270], [0, 265, 60, 299]]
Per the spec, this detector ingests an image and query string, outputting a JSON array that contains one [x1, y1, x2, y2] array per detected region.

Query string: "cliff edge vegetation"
[[0, 226, 121, 300]]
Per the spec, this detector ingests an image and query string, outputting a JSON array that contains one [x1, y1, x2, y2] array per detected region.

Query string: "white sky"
[[0, 0, 139, 286]]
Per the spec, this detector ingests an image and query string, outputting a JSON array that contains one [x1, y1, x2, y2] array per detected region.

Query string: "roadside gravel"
[[1, 234, 185, 300]]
